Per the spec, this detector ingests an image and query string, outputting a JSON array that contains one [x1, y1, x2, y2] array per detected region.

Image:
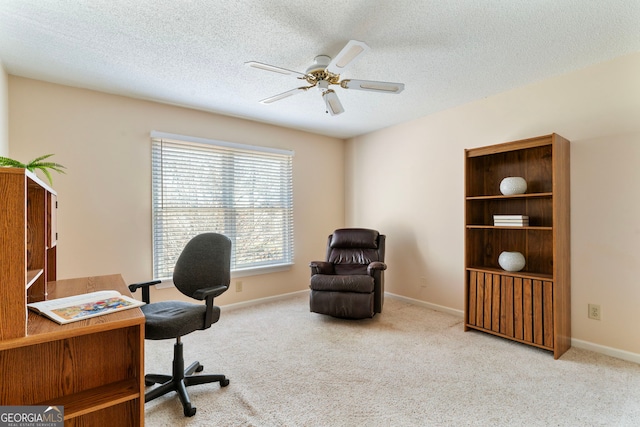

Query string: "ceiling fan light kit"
[[246, 40, 404, 115], [322, 89, 345, 115]]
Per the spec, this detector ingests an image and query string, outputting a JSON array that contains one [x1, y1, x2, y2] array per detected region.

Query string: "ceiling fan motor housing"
[[306, 55, 331, 73]]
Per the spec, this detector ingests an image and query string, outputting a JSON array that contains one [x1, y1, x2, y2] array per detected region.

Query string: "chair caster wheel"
[[184, 406, 196, 417], [195, 364, 204, 373], [220, 378, 230, 387]]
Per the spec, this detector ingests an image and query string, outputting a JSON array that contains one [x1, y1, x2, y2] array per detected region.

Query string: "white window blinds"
[[151, 132, 294, 279]]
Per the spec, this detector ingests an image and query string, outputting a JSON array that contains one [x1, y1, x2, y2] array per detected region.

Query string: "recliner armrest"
[[310, 261, 334, 275], [128, 280, 162, 303], [367, 261, 387, 276]]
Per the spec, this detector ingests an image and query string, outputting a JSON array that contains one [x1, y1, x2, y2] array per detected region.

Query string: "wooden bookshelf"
[[0, 168, 57, 339], [1, 169, 145, 424], [464, 134, 571, 359]]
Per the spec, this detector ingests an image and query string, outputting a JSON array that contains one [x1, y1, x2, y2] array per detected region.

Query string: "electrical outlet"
[[588, 304, 601, 320], [420, 277, 428, 288], [235, 281, 243, 292]]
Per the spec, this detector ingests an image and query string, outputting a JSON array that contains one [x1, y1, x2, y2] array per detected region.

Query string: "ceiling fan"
[[245, 40, 405, 115]]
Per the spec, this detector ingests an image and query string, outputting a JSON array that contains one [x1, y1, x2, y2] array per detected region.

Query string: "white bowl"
[[498, 251, 526, 272], [500, 177, 527, 195]]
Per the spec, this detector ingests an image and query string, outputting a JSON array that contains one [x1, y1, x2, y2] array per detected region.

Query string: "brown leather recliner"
[[309, 228, 387, 319]]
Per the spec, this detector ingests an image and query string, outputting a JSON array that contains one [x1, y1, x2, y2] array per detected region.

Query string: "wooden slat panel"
[[523, 279, 533, 343], [468, 271, 477, 326], [513, 277, 524, 340], [499, 276, 506, 335], [491, 274, 501, 333], [503, 276, 514, 337], [476, 272, 485, 326], [483, 273, 493, 329], [543, 281, 554, 348], [533, 279, 544, 345]]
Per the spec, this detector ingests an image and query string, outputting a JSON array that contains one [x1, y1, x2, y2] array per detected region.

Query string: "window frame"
[[150, 131, 294, 280]]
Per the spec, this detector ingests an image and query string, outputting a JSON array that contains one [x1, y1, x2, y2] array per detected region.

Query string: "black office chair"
[[129, 232, 231, 417]]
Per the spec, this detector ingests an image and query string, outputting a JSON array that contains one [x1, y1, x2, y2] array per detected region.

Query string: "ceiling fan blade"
[[341, 79, 405, 94], [326, 40, 369, 75], [259, 87, 308, 104], [245, 61, 307, 78], [322, 89, 344, 115]]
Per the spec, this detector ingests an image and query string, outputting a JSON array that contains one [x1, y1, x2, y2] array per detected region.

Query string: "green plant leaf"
[[31, 162, 67, 173], [0, 154, 66, 185], [27, 153, 55, 165], [0, 156, 27, 168], [39, 167, 53, 184]]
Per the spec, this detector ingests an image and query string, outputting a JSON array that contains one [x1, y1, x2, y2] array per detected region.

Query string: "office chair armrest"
[[193, 285, 229, 328], [367, 261, 387, 276], [193, 285, 229, 301], [128, 280, 162, 304], [310, 261, 334, 275]]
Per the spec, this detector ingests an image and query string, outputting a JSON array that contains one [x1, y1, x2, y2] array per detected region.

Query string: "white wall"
[[346, 52, 640, 356], [0, 60, 8, 156], [8, 77, 345, 306]]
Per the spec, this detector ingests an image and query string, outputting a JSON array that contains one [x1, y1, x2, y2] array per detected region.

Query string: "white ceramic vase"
[[498, 251, 526, 272], [500, 177, 527, 195]]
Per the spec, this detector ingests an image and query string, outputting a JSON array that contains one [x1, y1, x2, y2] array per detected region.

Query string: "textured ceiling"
[[1, 1, 639, 139]]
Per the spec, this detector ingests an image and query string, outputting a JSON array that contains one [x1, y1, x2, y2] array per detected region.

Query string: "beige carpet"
[[144, 293, 640, 426]]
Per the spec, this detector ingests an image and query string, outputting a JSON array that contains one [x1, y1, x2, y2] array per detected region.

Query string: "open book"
[[27, 290, 145, 324]]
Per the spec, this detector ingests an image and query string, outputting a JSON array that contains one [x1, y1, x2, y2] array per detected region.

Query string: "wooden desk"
[[0, 274, 145, 426]]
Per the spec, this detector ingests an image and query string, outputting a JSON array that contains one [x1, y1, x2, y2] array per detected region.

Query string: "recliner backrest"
[[326, 228, 385, 275]]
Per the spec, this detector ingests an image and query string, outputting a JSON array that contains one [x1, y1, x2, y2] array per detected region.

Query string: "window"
[[151, 131, 294, 279]]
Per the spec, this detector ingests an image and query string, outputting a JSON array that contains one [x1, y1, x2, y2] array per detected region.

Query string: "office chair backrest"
[[173, 233, 232, 298]]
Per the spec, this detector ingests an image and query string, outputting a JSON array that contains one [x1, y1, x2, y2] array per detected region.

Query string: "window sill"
[[231, 263, 293, 278], [153, 263, 293, 289]]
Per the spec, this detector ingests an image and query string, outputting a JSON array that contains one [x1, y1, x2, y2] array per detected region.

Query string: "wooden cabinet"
[[0, 275, 145, 426], [0, 167, 57, 340], [464, 134, 570, 359]]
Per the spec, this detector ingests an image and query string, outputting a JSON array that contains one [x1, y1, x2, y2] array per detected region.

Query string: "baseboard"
[[221, 290, 640, 364], [571, 338, 640, 364], [221, 289, 309, 312], [385, 292, 465, 317]]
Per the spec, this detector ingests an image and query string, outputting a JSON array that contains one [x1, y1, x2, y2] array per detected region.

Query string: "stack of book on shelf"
[[494, 215, 529, 227]]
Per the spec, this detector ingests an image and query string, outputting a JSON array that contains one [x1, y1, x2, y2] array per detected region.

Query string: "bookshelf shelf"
[[466, 225, 553, 230]]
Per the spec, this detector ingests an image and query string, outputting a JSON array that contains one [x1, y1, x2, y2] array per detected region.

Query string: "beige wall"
[[8, 52, 640, 358], [345, 52, 640, 356], [8, 77, 345, 305], [0, 60, 8, 155]]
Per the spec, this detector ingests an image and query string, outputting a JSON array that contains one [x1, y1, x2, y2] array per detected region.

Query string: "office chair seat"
[[142, 301, 219, 340]]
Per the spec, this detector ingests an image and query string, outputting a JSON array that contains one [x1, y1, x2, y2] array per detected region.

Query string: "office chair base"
[[145, 340, 229, 417]]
